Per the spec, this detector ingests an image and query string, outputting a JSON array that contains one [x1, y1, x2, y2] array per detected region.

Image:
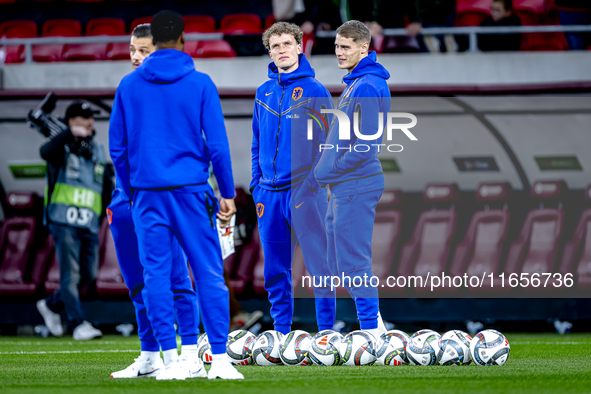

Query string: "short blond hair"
[[336, 20, 371, 45], [262, 22, 303, 50]]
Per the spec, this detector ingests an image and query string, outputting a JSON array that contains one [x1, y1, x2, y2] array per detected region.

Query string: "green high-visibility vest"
[[45, 144, 106, 234]]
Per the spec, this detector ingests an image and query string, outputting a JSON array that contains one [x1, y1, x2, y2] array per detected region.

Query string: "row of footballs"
[[197, 328, 510, 367]]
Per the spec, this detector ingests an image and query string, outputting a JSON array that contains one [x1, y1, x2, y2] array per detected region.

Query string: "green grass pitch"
[[1, 333, 590, 394]]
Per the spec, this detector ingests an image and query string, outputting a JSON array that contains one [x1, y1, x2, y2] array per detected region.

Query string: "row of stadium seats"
[[262, 180, 591, 296], [0, 14, 274, 62], [1, 181, 590, 300]]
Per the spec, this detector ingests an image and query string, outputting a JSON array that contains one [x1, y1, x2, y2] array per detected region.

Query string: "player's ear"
[[362, 41, 369, 53], [297, 43, 302, 54], [178, 32, 185, 51]]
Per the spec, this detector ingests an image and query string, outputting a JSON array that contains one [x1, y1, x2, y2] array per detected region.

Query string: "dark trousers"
[[560, 10, 591, 50], [45, 224, 99, 328]]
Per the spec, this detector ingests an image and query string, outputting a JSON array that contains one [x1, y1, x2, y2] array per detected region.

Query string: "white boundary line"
[[0, 349, 139, 355]]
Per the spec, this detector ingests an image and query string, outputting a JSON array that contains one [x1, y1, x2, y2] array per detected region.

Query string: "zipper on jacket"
[[271, 74, 285, 188]]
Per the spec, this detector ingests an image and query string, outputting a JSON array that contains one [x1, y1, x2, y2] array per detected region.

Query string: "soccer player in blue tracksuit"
[[109, 11, 242, 381], [109, 23, 201, 379], [315, 21, 391, 339], [251, 22, 336, 335]]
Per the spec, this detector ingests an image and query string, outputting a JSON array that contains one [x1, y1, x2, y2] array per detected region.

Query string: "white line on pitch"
[[0, 349, 140, 355], [511, 341, 587, 345], [0, 341, 128, 346]]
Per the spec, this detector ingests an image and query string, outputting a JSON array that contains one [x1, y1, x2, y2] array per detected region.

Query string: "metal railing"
[[0, 32, 223, 64], [1, 25, 591, 63], [318, 24, 591, 52]]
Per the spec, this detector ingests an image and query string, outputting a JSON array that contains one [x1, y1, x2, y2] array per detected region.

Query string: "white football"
[[309, 330, 343, 366], [470, 329, 510, 366], [437, 330, 472, 365], [406, 329, 441, 366], [197, 333, 212, 364], [226, 329, 256, 366], [339, 330, 377, 366], [252, 330, 284, 366], [376, 330, 409, 365], [279, 330, 312, 366]]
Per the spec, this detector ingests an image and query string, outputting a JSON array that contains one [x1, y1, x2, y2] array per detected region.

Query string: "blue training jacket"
[[314, 51, 391, 196], [109, 49, 235, 199], [250, 53, 333, 193]]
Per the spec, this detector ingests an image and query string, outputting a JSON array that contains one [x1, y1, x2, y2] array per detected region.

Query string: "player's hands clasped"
[[217, 198, 236, 227]]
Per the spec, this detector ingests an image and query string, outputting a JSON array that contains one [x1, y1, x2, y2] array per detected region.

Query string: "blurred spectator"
[[272, 0, 342, 54], [352, 0, 457, 53], [349, 0, 421, 52], [478, 0, 522, 51], [555, 0, 591, 50], [414, 0, 458, 52]]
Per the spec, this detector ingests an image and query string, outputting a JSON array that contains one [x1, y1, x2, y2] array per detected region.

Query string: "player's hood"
[[268, 53, 315, 86], [343, 51, 390, 84], [137, 49, 195, 83]]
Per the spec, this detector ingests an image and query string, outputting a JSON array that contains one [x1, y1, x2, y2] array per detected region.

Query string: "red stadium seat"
[[34, 19, 81, 62], [521, 32, 568, 50], [0, 20, 37, 38], [398, 184, 460, 293], [96, 224, 128, 297], [373, 190, 404, 294], [264, 15, 276, 29], [183, 15, 216, 33], [62, 43, 110, 61], [230, 226, 261, 296], [456, 0, 492, 25], [42, 19, 82, 37], [560, 185, 591, 289], [0, 0, 16, 3], [0, 192, 39, 296], [450, 183, 512, 292], [62, 18, 125, 62], [86, 18, 125, 36], [220, 13, 262, 35], [0, 20, 38, 64], [252, 241, 266, 296], [188, 40, 237, 58], [505, 181, 566, 286], [106, 43, 131, 60], [130, 17, 152, 32]]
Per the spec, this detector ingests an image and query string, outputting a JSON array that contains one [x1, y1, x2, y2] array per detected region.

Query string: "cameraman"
[[36, 101, 114, 340]]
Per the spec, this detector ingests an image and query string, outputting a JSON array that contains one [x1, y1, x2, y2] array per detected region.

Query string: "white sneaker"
[[180, 355, 207, 378], [111, 356, 164, 378], [36, 299, 63, 337], [73, 321, 103, 341], [155, 360, 187, 381], [207, 360, 244, 380]]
